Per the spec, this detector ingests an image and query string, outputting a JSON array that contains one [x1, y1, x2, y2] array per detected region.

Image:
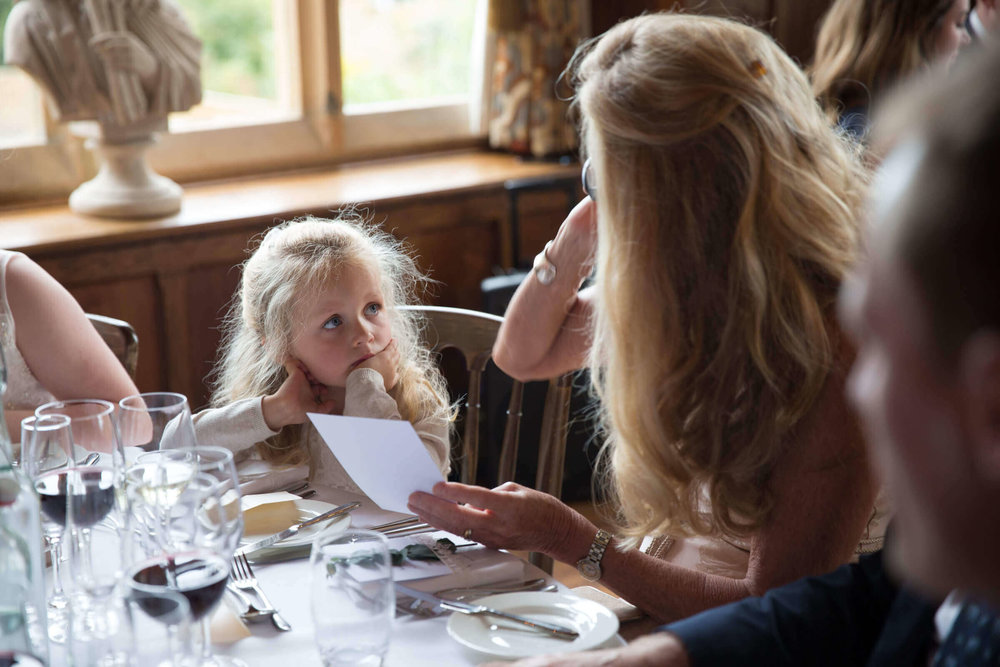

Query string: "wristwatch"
[[532, 240, 557, 285], [576, 529, 612, 582]]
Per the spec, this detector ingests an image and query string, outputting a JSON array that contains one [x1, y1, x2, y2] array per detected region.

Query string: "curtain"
[[485, 0, 586, 158]]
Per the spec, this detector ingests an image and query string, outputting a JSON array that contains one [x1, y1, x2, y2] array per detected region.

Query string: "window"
[[0, 0, 486, 205]]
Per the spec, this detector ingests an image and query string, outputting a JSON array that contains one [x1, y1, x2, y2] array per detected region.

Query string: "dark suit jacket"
[[663, 550, 939, 666]]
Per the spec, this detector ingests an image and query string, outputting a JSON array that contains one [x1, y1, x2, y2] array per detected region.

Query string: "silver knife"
[[395, 583, 578, 640], [236, 501, 360, 555]]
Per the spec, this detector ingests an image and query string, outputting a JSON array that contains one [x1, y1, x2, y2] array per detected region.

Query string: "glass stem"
[[200, 617, 212, 661], [47, 535, 66, 599]]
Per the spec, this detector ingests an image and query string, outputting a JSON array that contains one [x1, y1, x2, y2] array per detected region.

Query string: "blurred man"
[[495, 40, 1000, 667]]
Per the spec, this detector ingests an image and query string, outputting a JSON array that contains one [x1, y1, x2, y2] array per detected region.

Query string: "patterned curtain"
[[486, 0, 586, 158]]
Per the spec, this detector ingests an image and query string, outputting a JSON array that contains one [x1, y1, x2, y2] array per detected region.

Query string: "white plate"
[[239, 499, 351, 550], [446, 591, 620, 659]]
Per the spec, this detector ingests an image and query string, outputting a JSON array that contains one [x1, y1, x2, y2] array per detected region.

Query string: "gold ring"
[[463, 528, 473, 540]]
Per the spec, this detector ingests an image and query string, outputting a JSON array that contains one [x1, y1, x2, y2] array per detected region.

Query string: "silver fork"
[[230, 552, 292, 631]]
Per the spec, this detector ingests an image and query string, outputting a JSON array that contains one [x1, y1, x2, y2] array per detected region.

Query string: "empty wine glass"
[[35, 399, 123, 474], [118, 392, 196, 453], [20, 414, 74, 644]]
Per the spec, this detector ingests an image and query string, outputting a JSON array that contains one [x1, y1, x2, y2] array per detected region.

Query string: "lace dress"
[[0, 251, 55, 419]]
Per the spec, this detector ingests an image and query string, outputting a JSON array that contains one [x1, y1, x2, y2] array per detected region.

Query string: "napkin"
[[211, 595, 251, 644], [570, 585, 644, 622], [237, 461, 309, 495]]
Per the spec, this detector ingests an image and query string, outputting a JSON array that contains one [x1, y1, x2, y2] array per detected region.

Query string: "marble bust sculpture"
[[4, 0, 203, 217]]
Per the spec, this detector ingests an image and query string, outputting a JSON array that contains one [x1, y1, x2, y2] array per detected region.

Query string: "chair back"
[[86, 313, 139, 380], [399, 305, 572, 494]]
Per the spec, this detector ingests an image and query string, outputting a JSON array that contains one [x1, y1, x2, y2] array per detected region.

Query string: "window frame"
[[0, 0, 486, 205]]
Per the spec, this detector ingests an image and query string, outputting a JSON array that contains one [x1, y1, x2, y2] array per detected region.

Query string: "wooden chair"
[[401, 305, 574, 572], [86, 313, 139, 380]]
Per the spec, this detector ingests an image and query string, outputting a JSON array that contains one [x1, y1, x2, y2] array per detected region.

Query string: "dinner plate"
[[239, 499, 351, 555], [446, 591, 620, 659]]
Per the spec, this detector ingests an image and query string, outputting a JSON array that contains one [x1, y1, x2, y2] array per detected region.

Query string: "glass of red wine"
[[128, 471, 244, 667]]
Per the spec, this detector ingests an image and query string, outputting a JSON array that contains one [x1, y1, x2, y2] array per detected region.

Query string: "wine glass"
[[118, 392, 196, 453], [35, 400, 124, 492], [19, 414, 74, 644], [128, 471, 245, 667]]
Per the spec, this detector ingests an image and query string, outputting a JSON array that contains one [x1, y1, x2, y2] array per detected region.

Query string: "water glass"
[[68, 585, 195, 667], [118, 393, 196, 453], [310, 529, 394, 667]]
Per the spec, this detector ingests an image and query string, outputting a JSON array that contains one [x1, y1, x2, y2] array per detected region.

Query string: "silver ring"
[[463, 528, 473, 541]]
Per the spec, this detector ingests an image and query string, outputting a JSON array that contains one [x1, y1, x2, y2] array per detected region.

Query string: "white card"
[[307, 413, 445, 513]]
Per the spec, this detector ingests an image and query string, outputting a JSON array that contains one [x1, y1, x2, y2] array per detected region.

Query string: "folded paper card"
[[307, 413, 445, 513]]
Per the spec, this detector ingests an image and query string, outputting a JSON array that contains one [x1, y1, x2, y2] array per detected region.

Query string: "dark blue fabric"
[[662, 549, 938, 666], [932, 601, 1000, 666]]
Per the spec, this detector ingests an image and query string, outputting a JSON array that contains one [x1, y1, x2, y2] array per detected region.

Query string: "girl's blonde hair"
[[210, 213, 451, 465], [572, 13, 868, 541], [811, 0, 958, 119]]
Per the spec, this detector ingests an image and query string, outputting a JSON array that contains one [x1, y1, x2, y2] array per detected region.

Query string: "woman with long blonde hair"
[[811, 0, 970, 138], [409, 13, 884, 623], [194, 214, 452, 490]]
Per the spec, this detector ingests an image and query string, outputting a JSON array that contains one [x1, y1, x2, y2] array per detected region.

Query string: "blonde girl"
[[408, 13, 884, 623], [194, 214, 451, 490], [811, 0, 970, 138]]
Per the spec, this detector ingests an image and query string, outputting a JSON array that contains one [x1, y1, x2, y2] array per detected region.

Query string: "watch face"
[[577, 558, 601, 581]]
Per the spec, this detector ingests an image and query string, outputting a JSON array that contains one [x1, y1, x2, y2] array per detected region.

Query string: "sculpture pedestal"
[[69, 136, 181, 219]]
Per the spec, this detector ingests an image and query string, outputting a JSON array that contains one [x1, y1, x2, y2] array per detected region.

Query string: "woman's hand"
[[407, 481, 594, 561], [549, 196, 598, 277], [262, 359, 337, 430], [357, 338, 400, 390]]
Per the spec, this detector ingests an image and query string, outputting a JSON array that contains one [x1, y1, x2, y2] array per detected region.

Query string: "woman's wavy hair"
[[210, 213, 451, 465], [570, 13, 868, 541], [811, 0, 957, 119]]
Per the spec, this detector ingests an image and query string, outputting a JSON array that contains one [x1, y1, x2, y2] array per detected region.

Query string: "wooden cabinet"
[[2, 152, 578, 408]]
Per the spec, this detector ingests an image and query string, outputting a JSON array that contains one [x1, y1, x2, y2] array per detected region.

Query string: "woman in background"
[[0, 250, 138, 438], [811, 0, 971, 139]]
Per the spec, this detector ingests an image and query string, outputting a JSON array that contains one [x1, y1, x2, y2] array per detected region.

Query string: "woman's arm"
[[492, 198, 598, 381], [409, 366, 877, 622], [5, 253, 138, 435]]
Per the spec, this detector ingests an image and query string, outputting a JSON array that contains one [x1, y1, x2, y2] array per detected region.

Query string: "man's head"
[[840, 42, 1000, 602]]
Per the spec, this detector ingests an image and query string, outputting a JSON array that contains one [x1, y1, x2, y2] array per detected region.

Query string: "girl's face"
[[289, 259, 393, 388], [930, 0, 971, 67]]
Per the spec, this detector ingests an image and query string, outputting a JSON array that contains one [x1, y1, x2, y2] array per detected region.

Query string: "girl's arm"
[[410, 367, 876, 622], [5, 253, 138, 436], [191, 397, 279, 455], [492, 198, 598, 381]]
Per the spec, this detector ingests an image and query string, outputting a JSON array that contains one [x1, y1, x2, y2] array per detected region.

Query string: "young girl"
[[193, 215, 452, 490]]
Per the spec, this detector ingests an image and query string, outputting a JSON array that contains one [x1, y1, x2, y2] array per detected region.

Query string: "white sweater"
[[192, 368, 450, 493]]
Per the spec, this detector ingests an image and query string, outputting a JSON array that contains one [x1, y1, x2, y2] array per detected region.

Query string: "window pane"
[[172, 0, 289, 130], [340, 0, 479, 111], [0, 0, 46, 148]]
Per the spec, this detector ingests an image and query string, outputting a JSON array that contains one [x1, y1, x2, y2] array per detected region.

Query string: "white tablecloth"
[[215, 485, 564, 666]]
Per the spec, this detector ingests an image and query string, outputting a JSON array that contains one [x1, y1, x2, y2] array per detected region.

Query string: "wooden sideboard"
[[0, 151, 580, 408]]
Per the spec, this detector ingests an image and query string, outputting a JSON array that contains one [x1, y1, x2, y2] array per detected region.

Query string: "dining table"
[[209, 484, 623, 666]]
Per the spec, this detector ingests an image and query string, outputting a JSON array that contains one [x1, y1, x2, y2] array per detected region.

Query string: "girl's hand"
[[262, 359, 337, 430], [407, 481, 593, 561], [357, 338, 400, 390]]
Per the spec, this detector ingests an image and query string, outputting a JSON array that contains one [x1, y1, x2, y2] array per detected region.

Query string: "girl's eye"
[[365, 303, 381, 316], [322, 315, 342, 330]]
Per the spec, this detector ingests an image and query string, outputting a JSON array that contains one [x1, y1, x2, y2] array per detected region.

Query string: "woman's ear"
[[961, 331, 1000, 481]]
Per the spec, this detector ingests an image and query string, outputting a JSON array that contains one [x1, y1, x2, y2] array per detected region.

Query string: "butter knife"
[[236, 501, 360, 555], [394, 583, 578, 640]]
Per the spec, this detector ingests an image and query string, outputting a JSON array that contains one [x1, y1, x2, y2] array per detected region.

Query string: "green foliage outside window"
[[0, 0, 14, 61], [174, 0, 275, 99]]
